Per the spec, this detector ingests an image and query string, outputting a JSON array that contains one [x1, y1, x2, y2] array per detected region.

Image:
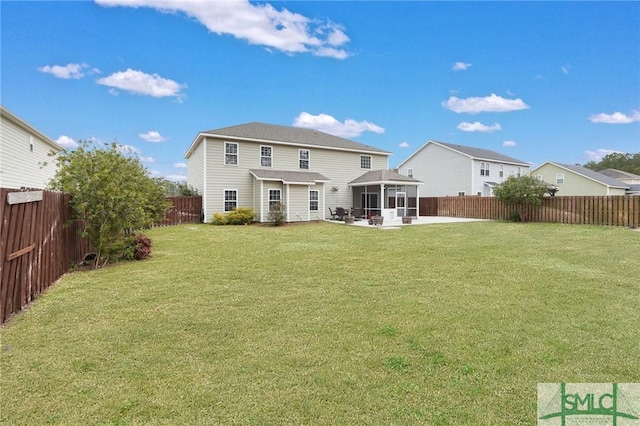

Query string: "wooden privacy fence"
[[1, 191, 203, 324], [420, 195, 640, 227], [155, 196, 202, 226]]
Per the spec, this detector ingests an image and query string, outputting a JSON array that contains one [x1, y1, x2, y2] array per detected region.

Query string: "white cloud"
[[457, 122, 502, 133], [399, 142, 410, 148], [174, 162, 187, 168], [138, 130, 167, 142], [55, 135, 79, 149], [96, 0, 350, 59], [502, 140, 517, 147], [561, 64, 571, 75], [97, 69, 186, 100], [165, 174, 188, 182], [292, 112, 384, 138], [38, 63, 98, 79], [584, 149, 620, 162], [442, 94, 530, 114], [588, 110, 640, 124], [140, 156, 155, 164], [452, 62, 471, 71]]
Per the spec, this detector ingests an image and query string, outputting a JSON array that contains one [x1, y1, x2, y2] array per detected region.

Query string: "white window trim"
[[269, 189, 281, 210], [299, 149, 310, 170], [224, 142, 239, 166], [223, 189, 238, 212], [407, 168, 413, 178], [360, 155, 372, 170], [309, 189, 319, 211], [556, 173, 565, 184], [260, 145, 272, 168]]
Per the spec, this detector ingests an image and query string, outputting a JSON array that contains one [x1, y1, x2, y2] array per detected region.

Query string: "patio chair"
[[328, 207, 338, 220], [336, 207, 346, 220]]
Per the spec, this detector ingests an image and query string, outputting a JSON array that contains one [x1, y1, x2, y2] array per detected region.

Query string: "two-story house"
[[1, 106, 63, 189], [531, 162, 629, 196], [396, 140, 530, 197], [186, 122, 421, 223]]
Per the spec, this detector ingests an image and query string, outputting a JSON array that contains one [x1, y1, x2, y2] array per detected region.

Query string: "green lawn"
[[1, 222, 639, 425]]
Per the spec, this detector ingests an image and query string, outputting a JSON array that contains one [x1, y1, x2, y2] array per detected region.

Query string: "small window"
[[360, 155, 372, 169], [29, 136, 34, 152], [517, 167, 521, 178], [480, 162, 490, 176], [458, 191, 466, 196], [556, 173, 565, 184], [499, 165, 504, 178], [407, 168, 413, 178], [309, 190, 319, 211], [260, 146, 272, 167], [269, 189, 281, 210], [225, 142, 238, 165], [299, 149, 309, 169], [224, 190, 237, 212], [477, 192, 482, 196]]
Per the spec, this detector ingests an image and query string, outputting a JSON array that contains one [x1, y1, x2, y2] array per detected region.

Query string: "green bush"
[[268, 202, 286, 226], [211, 208, 255, 225]]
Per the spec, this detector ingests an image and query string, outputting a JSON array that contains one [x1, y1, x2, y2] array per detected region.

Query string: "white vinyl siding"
[[0, 109, 61, 189], [187, 141, 205, 196]]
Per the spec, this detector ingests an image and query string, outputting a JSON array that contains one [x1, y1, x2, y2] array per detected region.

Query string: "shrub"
[[123, 233, 153, 261], [211, 208, 255, 225], [211, 212, 226, 225], [268, 202, 286, 226]]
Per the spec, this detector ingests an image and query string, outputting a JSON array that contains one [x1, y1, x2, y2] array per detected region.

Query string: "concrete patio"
[[334, 216, 491, 228]]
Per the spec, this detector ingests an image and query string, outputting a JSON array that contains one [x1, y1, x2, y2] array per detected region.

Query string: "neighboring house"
[[597, 168, 640, 195], [531, 162, 629, 196], [0, 105, 63, 189], [396, 140, 530, 197], [185, 122, 421, 223]]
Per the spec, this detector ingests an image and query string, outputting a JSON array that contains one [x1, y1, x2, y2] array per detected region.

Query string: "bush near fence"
[[0, 190, 202, 324], [420, 195, 640, 227]]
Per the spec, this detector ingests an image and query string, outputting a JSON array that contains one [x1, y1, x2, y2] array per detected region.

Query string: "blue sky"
[[2, 1, 639, 181]]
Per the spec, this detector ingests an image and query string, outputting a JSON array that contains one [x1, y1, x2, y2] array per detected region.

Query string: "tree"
[[49, 141, 170, 267], [493, 175, 549, 221], [583, 152, 640, 175], [156, 178, 199, 197]]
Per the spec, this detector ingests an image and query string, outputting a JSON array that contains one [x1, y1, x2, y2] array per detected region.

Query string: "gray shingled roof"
[[249, 169, 329, 184], [598, 168, 640, 180], [552, 163, 630, 188], [203, 122, 391, 154], [349, 169, 422, 185], [434, 141, 529, 165]]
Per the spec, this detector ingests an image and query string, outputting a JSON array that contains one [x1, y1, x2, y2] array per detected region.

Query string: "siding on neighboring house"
[[0, 106, 63, 189], [397, 141, 530, 197], [532, 162, 629, 196]]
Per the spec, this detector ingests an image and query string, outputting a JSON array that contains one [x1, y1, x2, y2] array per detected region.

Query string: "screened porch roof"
[[348, 169, 423, 187], [249, 169, 330, 185]]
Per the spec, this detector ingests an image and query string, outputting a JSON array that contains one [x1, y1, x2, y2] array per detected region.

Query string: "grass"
[[1, 221, 639, 425]]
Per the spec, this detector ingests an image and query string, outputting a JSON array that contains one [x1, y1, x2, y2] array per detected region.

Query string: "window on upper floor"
[[360, 155, 372, 169], [499, 165, 504, 178], [224, 190, 237, 212], [299, 149, 309, 170], [309, 190, 319, 211], [517, 167, 522, 177], [30, 136, 34, 152], [556, 173, 565, 185], [407, 168, 413, 178], [225, 142, 238, 165], [480, 162, 490, 176], [260, 146, 272, 167]]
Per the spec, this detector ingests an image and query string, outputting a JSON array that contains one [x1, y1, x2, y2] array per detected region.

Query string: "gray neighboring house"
[[185, 122, 421, 223], [1, 105, 63, 189], [531, 162, 630, 196], [396, 140, 530, 196]]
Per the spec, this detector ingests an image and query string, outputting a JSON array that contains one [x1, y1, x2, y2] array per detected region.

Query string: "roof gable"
[[186, 122, 391, 158], [533, 162, 630, 189], [397, 140, 529, 168], [349, 169, 422, 185]]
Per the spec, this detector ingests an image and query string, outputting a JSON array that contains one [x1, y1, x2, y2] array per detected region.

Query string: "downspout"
[[286, 183, 290, 222], [259, 180, 264, 222]]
